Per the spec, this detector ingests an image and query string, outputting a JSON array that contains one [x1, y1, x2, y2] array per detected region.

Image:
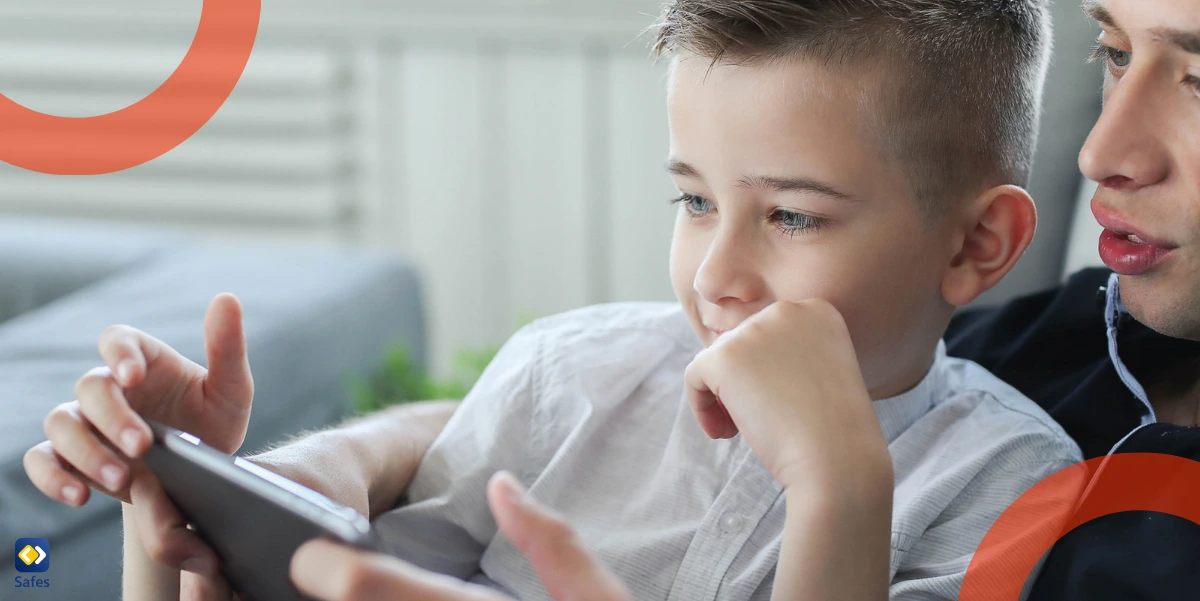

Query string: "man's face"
[[666, 56, 956, 398], [1081, 0, 1200, 340]]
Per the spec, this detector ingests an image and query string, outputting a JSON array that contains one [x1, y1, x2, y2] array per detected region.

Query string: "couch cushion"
[[0, 216, 175, 323]]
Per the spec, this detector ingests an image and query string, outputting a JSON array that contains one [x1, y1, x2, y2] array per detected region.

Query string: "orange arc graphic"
[[0, 0, 261, 175], [960, 453, 1200, 600]]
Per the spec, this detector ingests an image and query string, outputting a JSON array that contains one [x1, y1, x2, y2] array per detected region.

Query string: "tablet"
[[142, 420, 384, 601]]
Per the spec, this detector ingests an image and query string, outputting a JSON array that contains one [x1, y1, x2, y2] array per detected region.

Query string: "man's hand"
[[683, 299, 891, 490], [290, 472, 632, 601], [23, 293, 254, 574]]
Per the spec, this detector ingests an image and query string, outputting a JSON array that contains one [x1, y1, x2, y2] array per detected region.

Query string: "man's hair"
[[652, 0, 1052, 214]]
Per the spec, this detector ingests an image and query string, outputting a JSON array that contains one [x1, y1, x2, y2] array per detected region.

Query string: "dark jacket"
[[947, 268, 1200, 601]]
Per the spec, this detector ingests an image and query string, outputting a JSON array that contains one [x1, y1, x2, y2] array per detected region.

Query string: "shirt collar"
[[1104, 273, 1157, 426], [872, 341, 943, 444]]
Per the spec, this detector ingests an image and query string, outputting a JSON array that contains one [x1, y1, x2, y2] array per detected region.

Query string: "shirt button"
[[719, 512, 745, 535]]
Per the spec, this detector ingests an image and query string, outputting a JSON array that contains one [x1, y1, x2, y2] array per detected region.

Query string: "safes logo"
[[14, 539, 49, 573], [13, 538, 51, 590]]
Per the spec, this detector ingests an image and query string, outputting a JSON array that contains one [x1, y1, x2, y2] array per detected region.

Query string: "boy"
[[30, 1, 1081, 599], [368, 0, 1080, 599]]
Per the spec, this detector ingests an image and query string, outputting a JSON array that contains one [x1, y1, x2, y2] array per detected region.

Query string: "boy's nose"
[[693, 230, 765, 307]]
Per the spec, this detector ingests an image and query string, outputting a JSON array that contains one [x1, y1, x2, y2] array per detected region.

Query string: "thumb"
[[203, 294, 254, 408], [487, 472, 630, 601], [180, 571, 235, 601]]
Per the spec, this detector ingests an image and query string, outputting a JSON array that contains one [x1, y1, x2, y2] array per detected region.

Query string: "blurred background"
[[0, 1, 1107, 598], [0, 0, 1107, 378], [0, 0, 684, 379]]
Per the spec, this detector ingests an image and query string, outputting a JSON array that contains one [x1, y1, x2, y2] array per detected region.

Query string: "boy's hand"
[[684, 299, 891, 490], [23, 293, 254, 573]]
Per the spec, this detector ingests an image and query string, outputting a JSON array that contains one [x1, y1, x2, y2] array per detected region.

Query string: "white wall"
[[0, 0, 680, 375]]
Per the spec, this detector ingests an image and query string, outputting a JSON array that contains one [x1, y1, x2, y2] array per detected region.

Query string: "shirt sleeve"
[[888, 433, 1086, 601], [369, 321, 544, 580]]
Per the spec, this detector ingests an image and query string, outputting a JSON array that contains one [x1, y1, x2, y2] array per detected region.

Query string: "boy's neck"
[[867, 350, 938, 401]]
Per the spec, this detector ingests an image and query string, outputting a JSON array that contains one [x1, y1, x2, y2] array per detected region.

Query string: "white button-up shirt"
[[374, 302, 1082, 600]]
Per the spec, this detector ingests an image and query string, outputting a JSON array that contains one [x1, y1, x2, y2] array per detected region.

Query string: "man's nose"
[[1078, 66, 1170, 189], [693, 225, 765, 306]]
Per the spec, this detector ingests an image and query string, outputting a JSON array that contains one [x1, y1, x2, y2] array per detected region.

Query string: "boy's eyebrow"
[[665, 159, 702, 179], [665, 159, 860, 203], [736, 175, 860, 203]]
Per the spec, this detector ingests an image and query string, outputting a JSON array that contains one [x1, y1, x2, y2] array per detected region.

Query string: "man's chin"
[[1120, 276, 1200, 342]]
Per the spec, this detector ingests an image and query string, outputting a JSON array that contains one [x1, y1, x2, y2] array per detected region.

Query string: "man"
[[945, 0, 1200, 599], [23, 0, 1200, 599]]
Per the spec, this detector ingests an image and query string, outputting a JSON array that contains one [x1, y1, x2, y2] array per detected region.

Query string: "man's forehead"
[[1087, 0, 1200, 44]]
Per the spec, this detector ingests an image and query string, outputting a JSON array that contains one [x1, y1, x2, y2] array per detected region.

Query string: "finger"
[[128, 474, 220, 578], [23, 440, 92, 507], [97, 323, 204, 444], [43, 402, 133, 494], [98, 324, 155, 389], [291, 540, 504, 601], [487, 472, 630, 601], [713, 400, 738, 439], [181, 571, 235, 601], [202, 294, 254, 410], [683, 358, 736, 439], [75, 367, 152, 458]]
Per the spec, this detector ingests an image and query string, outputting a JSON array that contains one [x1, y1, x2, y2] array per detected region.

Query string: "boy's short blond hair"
[[652, 0, 1052, 214]]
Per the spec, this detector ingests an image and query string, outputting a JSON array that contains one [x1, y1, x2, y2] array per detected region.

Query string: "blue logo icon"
[[14, 539, 49, 573]]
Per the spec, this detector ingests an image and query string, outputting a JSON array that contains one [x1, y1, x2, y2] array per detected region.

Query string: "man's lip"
[[1099, 229, 1175, 276], [1091, 200, 1178, 250]]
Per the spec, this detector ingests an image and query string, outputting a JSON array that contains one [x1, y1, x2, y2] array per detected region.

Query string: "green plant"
[[348, 313, 536, 415], [348, 345, 500, 415]]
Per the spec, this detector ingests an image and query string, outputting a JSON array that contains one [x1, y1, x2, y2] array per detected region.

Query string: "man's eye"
[[1106, 46, 1131, 68]]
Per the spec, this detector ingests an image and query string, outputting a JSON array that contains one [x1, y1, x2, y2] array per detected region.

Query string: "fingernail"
[[121, 428, 142, 457], [181, 557, 215, 576], [117, 361, 134, 386], [101, 464, 125, 492], [498, 472, 528, 503], [291, 542, 339, 598], [62, 485, 83, 506]]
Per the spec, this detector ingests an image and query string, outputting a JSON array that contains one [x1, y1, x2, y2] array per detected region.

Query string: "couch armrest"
[[0, 240, 425, 554]]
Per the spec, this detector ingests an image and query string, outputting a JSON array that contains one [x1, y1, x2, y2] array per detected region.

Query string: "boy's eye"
[[670, 193, 715, 217], [771, 209, 826, 237]]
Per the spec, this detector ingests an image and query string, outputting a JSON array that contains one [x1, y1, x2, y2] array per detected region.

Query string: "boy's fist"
[[684, 299, 890, 490]]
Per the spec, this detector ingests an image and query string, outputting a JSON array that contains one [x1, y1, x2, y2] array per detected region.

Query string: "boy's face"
[[666, 56, 956, 398]]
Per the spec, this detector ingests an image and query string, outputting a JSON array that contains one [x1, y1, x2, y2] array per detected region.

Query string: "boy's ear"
[[942, 185, 1037, 306]]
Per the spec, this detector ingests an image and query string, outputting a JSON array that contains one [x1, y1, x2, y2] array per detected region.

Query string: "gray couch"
[[0, 216, 425, 601]]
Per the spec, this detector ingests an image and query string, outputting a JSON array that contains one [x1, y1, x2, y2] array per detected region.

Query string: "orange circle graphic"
[[960, 453, 1200, 600], [0, 0, 261, 175]]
